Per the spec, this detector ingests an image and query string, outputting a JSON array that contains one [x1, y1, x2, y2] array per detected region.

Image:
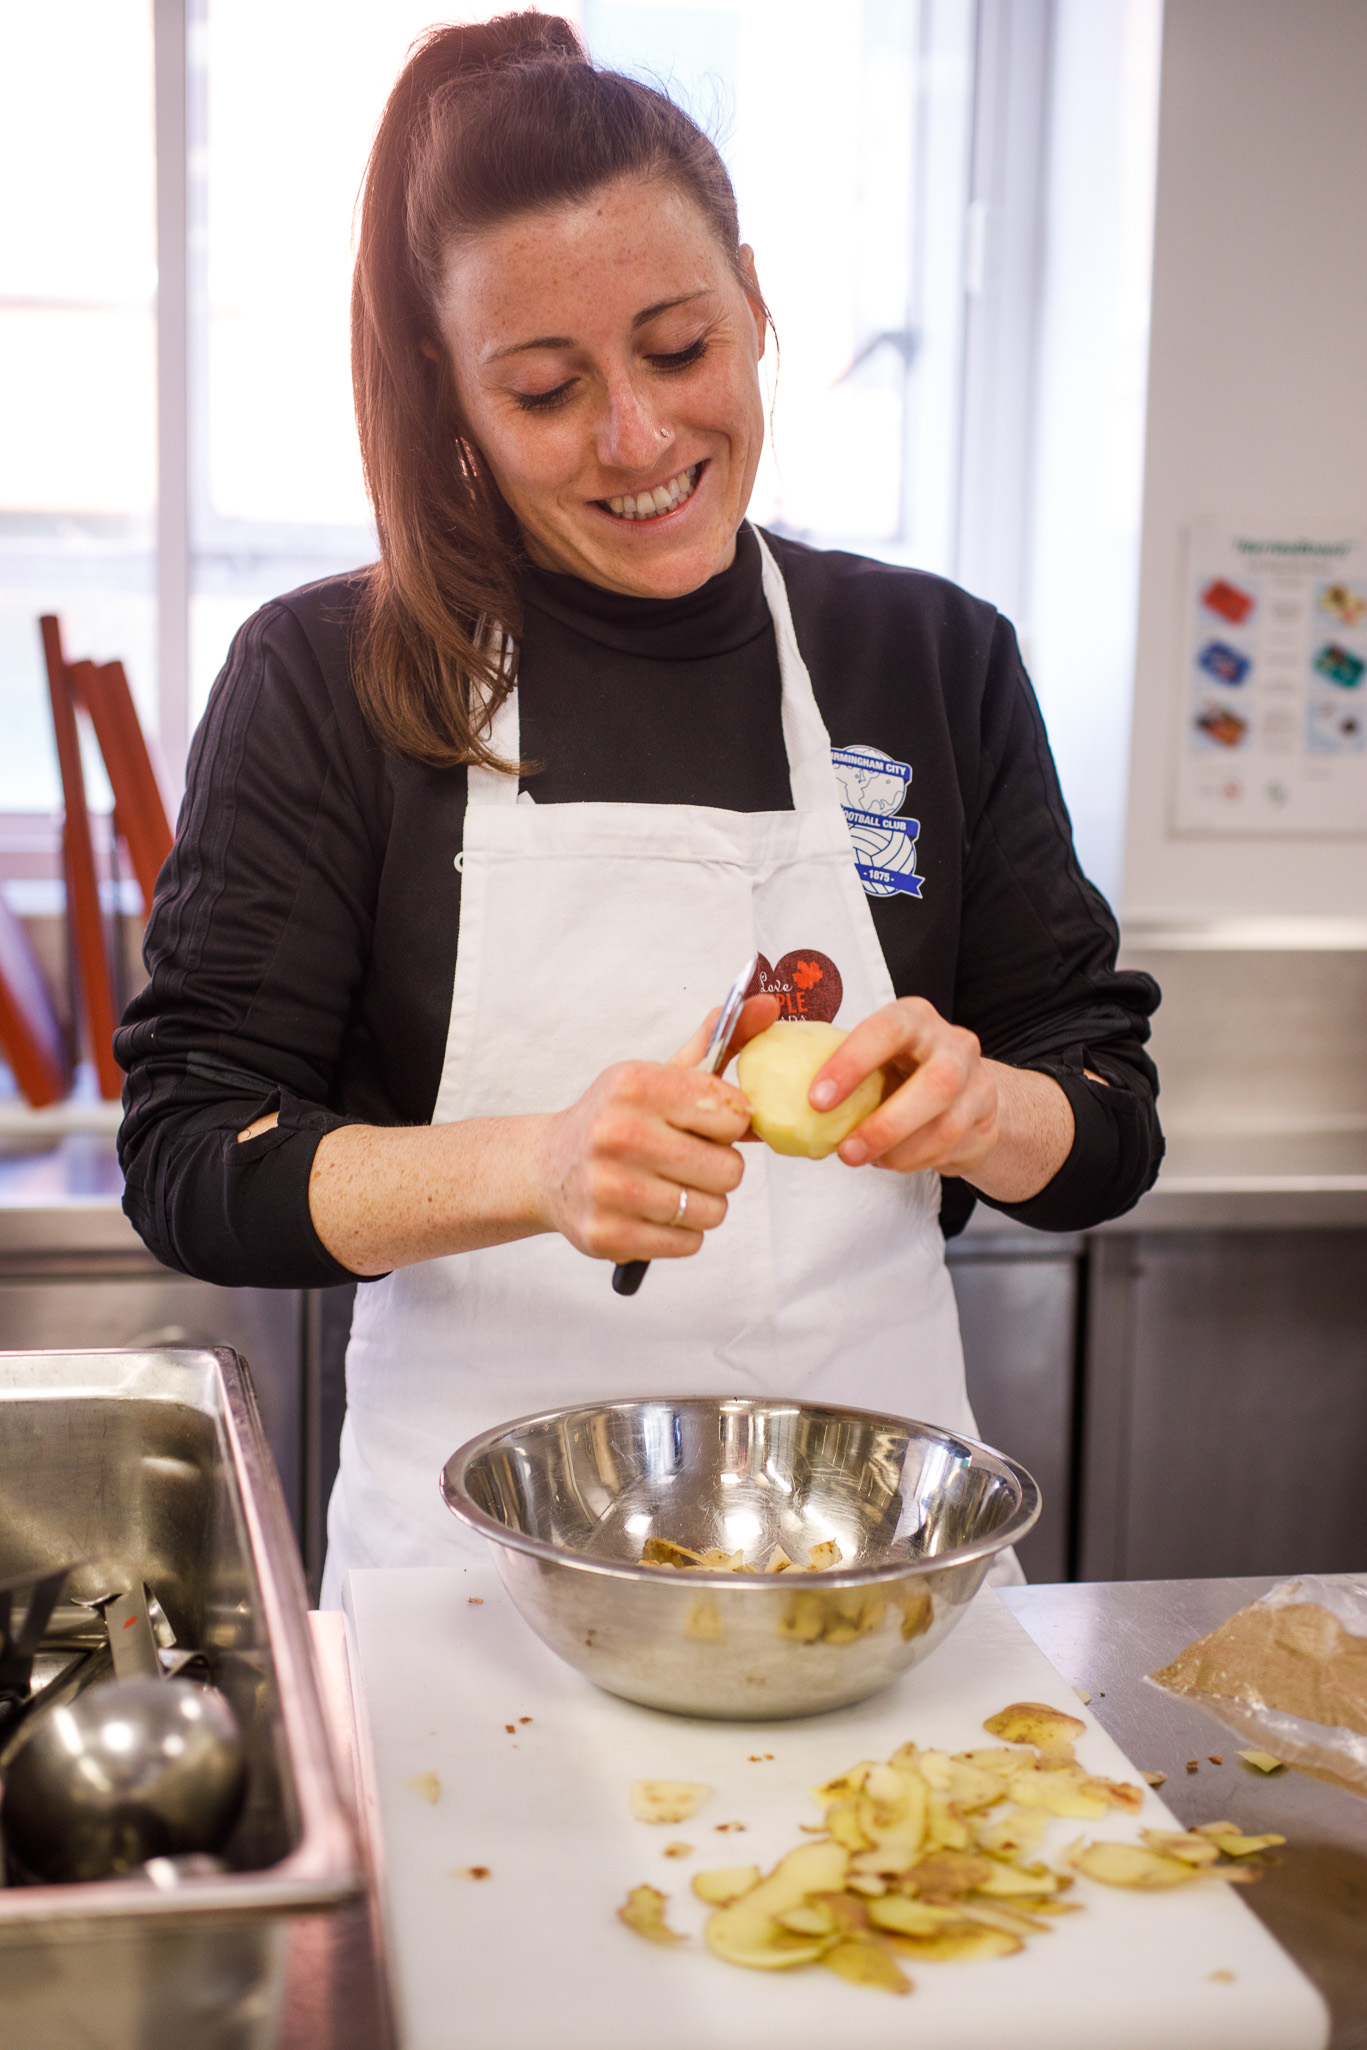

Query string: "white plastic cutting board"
[[344, 1566, 1328, 2050]]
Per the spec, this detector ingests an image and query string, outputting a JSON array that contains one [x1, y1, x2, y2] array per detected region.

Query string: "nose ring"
[[659, 426, 671, 440]]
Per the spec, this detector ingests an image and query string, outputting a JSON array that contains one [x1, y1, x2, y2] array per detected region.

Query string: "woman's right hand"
[[535, 993, 777, 1264], [308, 996, 778, 1277], [536, 1061, 750, 1264]]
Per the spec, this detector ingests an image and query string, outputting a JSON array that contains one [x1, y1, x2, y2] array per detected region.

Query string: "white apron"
[[321, 535, 982, 1605]]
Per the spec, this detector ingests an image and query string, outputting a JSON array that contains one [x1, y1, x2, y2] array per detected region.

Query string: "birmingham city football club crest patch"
[[831, 744, 924, 898]]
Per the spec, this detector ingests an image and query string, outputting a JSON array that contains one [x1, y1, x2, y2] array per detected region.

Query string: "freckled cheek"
[[482, 425, 585, 515], [680, 366, 763, 464]]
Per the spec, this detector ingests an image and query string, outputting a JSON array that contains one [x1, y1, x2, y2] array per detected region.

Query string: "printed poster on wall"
[[1172, 525, 1367, 836]]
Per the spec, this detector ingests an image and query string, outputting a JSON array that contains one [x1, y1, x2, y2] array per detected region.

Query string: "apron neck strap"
[[466, 529, 842, 812], [752, 528, 843, 813]]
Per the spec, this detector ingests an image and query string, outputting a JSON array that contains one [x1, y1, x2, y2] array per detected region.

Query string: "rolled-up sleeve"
[[116, 601, 383, 1287]]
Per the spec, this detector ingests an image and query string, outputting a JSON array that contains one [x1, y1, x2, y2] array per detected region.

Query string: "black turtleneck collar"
[[519, 521, 769, 660]]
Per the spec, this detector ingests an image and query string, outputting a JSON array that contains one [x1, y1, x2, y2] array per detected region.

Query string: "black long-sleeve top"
[[115, 526, 1163, 1286]]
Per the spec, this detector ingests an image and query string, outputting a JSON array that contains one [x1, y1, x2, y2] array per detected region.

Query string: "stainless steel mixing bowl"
[[441, 1396, 1040, 1719]]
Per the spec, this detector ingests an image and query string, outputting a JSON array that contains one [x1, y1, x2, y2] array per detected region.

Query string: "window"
[[0, 1, 155, 823], [585, 0, 975, 567], [1, 1, 1159, 908], [188, 2, 440, 723]]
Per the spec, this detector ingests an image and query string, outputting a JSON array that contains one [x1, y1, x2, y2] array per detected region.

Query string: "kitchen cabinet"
[[1079, 1228, 1367, 1581], [946, 1229, 1081, 1583], [1079, 933, 1367, 1579], [953, 1219, 1367, 1587]]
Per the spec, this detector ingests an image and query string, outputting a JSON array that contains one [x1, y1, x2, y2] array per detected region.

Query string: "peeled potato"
[[736, 1023, 884, 1159]]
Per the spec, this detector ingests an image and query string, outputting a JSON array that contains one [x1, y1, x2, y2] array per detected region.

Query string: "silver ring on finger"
[[670, 1186, 689, 1228]]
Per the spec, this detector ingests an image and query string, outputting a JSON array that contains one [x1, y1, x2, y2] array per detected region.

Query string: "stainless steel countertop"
[[1003, 1577, 1367, 2050], [1097, 1130, 1367, 1231]]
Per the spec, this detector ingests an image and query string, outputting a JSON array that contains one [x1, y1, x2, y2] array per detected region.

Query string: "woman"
[[116, 13, 1162, 1602]]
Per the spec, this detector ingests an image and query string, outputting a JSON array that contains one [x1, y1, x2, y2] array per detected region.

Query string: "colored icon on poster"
[[1201, 577, 1255, 626], [1312, 642, 1365, 690], [1307, 698, 1365, 754], [1194, 702, 1249, 750], [1318, 580, 1367, 629], [1197, 640, 1252, 686]]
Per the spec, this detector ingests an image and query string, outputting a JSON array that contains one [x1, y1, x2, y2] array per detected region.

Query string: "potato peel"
[[1141, 1828, 1222, 1867], [1194, 1823, 1286, 1858], [630, 1779, 712, 1825], [618, 1885, 686, 1945], [691, 1865, 761, 1906], [629, 1702, 1285, 1995], [984, 1702, 1087, 1769], [648, 1537, 844, 1577], [882, 1923, 1021, 1964], [705, 1843, 849, 1969], [682, 1597, 725, 1645], [1067, 1841, 1205, 1889], [640, 1537, 704, 1569], [821, 1938, 913, 1994]]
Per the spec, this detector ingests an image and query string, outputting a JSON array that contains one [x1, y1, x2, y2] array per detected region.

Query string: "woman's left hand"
[[805, 996, 1075, 1203]]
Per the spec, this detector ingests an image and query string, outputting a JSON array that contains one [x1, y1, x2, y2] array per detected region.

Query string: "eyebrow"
[[486, 291, 711, 363]]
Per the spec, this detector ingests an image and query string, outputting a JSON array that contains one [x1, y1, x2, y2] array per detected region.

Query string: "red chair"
[[38, 616, 174, 1103], [0, 895, 68, 1108], [68, 655, 174, 911]]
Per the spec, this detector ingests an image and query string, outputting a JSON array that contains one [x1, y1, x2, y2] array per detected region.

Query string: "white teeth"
[[601, 464, 700, 521]]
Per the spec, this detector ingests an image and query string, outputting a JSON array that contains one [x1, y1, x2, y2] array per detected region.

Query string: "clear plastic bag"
[[1147, 1576, 1367, 1797]]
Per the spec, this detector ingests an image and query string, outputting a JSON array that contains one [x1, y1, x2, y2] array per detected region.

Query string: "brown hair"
[[351, 10, 762, 769]]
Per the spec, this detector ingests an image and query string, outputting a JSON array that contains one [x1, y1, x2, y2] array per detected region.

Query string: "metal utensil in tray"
[[0, 1347, 362, 2049]]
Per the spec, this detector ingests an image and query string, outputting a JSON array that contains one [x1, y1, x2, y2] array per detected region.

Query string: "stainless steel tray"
[[0, 1347, 363, 2048]]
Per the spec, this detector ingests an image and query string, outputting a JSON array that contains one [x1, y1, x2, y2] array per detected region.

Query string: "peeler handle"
[[609, 951, 757, 1305], [612, 1260, 648, 1297]]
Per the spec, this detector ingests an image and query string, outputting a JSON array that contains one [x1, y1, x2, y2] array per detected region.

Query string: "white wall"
[[1123, 0, 1367, 922]]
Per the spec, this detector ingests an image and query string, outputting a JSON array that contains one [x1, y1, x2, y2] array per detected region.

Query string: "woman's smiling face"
[[436, 176, 767, 597]]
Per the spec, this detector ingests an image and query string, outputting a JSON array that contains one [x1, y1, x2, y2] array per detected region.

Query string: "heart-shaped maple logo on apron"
[[747, 950, 843, 1023]]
